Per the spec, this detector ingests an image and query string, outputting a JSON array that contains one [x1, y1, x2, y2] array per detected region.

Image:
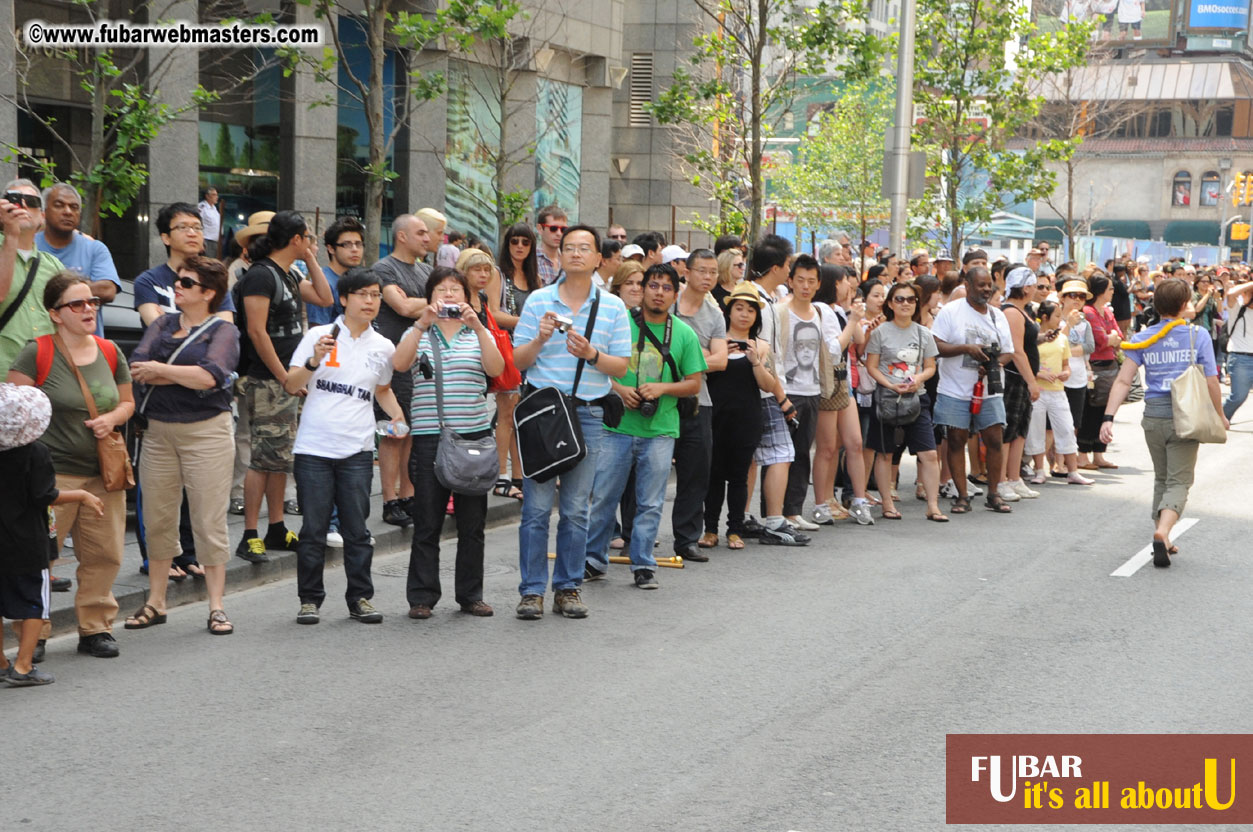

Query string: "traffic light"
[[1233, 223, 1250, 241], [1243, 173, 1253, 207], [1234, 173, 1246, 207]]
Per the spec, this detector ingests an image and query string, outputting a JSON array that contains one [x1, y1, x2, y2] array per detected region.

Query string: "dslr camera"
[[979, 343, 1003, 396], [638, 397, 659, 418]]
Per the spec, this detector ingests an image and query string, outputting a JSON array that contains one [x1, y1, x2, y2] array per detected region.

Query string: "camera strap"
[[569, 287, 600, 402], [631, 308, 680, 394], [0, 255, 40, 334]]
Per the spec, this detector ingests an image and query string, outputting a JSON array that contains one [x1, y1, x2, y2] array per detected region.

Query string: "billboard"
[[1033, 0, 1176, 46], [1186, 0, 1251, 30]]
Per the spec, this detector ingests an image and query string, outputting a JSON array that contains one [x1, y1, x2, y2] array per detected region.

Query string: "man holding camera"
[[930, 266, 1015, 514], [584, 263, 705, 589]]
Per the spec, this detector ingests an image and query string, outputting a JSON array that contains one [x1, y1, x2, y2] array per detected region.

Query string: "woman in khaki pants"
[[126, 256, 240, 634], [7, 271, 135, 659]]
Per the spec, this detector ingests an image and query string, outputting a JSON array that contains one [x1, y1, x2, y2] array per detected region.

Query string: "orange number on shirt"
[[324, 344, 340, 368]]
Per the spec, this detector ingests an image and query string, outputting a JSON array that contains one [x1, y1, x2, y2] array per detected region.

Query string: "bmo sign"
[[1188, 0, 1251, 29]]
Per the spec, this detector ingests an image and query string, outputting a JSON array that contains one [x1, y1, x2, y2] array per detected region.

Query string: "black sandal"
[[985, 496, 1013, 513], [492, 478, 523, 500]]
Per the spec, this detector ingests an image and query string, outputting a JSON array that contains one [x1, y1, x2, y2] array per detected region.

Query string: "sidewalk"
[[47, 471, 523, 637]]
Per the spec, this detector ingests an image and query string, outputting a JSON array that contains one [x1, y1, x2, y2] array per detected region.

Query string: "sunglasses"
[[1062, 292, 1087, 299], [2, 192, 41, 209], [176, 276, 205, 290], [892, 296, 918, 304], [55, 297, 103, 313], [541, 224, 568, 233], [510, 237, 532, 246]]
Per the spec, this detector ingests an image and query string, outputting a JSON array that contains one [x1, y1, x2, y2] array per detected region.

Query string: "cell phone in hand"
[[730, 340, 749, 351], [329, 323, 340, 341]]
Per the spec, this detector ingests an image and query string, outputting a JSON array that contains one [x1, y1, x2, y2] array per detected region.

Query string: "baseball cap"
[[622, 244, 644, 260], [661, 244, 690, 264]]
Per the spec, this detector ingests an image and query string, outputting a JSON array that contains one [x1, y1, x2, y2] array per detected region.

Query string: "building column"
[[0, 0, 17, 185], [396, 49, 448, 216], [580, 85, 612, 230], [145, 0, 200, 266], [280, 1, 337, 238]]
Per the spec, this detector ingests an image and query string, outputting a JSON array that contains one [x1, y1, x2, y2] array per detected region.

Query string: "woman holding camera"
[[1101, 278, 1227, 566], [393, 267, 503, 619]]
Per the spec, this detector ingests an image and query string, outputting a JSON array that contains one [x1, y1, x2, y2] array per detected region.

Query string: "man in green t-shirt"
[[0, 179, 63, 377], [583, 263, 705, 590]]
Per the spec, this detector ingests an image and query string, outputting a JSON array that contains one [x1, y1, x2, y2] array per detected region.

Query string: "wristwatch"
[[1101, 414, 1114, 423], [304, 357, 320, 372]]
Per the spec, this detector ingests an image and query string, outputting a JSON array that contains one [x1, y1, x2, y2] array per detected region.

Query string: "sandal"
[[168, 564, 187, 583], [926, 511, 950, 523], [1096, 460, 1119, 469], [985, 496, 1013, 513], [183, 561, 206, 579], [492, 478, 523, 500], [726, 534, 745, 550], [207, 609, 234, 635], [950, 497, 972, 514], [968, 474, 989, 486], [825, 500, 850, 520], [510, 478, 524, 499], [124, 603, 167, 630], [881, 509, 902, 520], [698, 532, 719, 549]]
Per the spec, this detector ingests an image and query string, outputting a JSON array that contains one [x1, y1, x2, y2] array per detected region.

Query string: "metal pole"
[[888, 0, 917, 254], [1246, 197, 1252, 263]]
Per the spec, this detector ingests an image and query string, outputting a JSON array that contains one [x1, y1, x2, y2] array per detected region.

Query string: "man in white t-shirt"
[[930, 266, 1016, 513], [283, 267, 406, 626], [198, 187, 221, 258]]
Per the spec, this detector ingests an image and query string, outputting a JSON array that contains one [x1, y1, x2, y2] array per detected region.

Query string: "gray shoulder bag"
[[428, 328, 498, 495]]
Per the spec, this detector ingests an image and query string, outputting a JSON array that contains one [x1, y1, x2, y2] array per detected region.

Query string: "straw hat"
[[721, 282, 766, 309], [234, 211, 275, 247], [1059, 279, 1093, 299]]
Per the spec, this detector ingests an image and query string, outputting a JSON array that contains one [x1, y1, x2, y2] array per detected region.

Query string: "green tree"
[[647, 0, 886, 244], [909, 0, 1090, 256], [774, 79, 892, 251], [213, 122, 237, 169]]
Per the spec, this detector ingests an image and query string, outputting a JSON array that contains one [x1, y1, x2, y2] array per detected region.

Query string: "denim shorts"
[[932, 392, 1006, 433]]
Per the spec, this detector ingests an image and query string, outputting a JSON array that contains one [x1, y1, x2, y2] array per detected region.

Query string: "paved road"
[[6, 402, 1253, 831]]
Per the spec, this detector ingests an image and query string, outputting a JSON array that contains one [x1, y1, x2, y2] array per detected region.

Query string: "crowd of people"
[[0, 177, 1239, 687]]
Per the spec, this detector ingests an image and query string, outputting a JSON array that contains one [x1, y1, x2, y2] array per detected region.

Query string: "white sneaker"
[[849, 501, 875, 526], [995, 482, 1021, 502], [811, 504, 835, 526], [326, 529, 344, 548], [1009, 480, 1039, 499], [939, 479, 959, 499], [786, 514, 820, 531]]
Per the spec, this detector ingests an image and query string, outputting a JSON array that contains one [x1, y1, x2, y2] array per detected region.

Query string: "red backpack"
[[34, 335, 119, 385]]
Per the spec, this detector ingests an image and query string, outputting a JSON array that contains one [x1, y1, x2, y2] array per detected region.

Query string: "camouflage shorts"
[[243, 377, 298, 473]]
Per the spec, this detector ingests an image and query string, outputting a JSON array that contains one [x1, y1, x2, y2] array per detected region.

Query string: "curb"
[[49, 498, 522, 638]]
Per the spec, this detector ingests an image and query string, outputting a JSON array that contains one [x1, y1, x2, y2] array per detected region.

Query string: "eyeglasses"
[[562, 245, 595, 255], [732, 262, 746, 269], [54, 297, 103, 312], [3, 192, 41, 209], [175, 277, 204, 290], [350, 291, 382, 301], [542, 224, 568, 233], [334, 240, 365, 250], [510, 237, 532, 246], [645, 281, 676, 292], [892, 296, 918, 305], [170, 223, 203, 234]]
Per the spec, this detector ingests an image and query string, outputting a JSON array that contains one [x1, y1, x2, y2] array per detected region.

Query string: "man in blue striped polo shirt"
[[512, 224, 631, 619]]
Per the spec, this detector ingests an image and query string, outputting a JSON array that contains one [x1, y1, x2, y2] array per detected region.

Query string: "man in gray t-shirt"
[[671, 251, 729, 559], [373, 254, 432, 343]]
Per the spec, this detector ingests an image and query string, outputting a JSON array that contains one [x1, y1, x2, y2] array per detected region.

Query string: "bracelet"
[[1101, 414, 1114, 423], [304, 357, 319, 371], [590, 349, 600, 365]]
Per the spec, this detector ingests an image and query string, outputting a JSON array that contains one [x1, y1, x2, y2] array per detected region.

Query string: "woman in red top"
[[1077, 273, 1122, 469]]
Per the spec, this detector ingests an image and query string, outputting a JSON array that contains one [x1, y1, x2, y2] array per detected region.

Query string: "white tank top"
[[1228, 302, 1253, 354]]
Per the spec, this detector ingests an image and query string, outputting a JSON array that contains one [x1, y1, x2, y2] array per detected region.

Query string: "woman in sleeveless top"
[[998, 266, 1042, 501]]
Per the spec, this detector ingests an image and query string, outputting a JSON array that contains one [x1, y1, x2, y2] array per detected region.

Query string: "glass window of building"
[[1199, 172, 1221, 207], [1172, 171, 1192, 207]]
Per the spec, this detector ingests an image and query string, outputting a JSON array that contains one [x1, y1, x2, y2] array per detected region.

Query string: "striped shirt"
[[409, 326, 493, 436], [513, 279, 632, 400]]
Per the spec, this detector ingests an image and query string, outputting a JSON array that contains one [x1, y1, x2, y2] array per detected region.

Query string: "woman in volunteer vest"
[[7, 271, 134, 659], [1101, 278, 1227, 567], [125, 256, 240, 634]]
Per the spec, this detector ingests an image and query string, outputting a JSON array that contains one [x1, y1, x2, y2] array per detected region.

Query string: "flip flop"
[[881, 509, 902, 520], [1096, 461, 1119, 469], [726, 534, 745, 550], [926, 512, 950, 523], [1152, 538, 1171, 568]]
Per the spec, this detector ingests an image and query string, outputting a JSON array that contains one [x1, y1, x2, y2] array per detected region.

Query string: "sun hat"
[[1059, 279, 1093, 298], [721, 282, 766, 309], [0, 384, 52, 451], [234, 211, 275, 247]]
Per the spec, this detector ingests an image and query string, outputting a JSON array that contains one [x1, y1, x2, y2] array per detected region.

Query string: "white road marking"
[[1110, 517, 1199, 577]]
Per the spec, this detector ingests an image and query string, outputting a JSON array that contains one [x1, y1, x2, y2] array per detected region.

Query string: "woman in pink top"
[[1077, 274, 1122, 469]]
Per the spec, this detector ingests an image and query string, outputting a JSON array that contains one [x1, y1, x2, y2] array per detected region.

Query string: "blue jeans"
[[518, 406, 605, 597], [1223, 353, 1253, 420], [586, 432, 675, 573], [294, 451, 375, 609]]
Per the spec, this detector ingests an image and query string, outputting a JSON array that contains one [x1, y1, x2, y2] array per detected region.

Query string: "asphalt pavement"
[[6, 400, 1253, 832]]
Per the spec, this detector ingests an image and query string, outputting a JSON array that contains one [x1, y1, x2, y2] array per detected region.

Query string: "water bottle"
[[376, 420, 409, 437]]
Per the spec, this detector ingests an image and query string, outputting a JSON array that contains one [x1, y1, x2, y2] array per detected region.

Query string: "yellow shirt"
[[1036, 332, 1068, 392]]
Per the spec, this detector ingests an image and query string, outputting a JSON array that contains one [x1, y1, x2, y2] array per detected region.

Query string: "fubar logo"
[[947, 734, 1250, 824]]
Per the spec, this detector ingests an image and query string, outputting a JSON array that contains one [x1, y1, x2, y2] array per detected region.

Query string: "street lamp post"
[[888, 0, 916, 254]]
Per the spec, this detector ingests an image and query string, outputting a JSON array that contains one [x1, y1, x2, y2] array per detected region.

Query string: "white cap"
[[660, 244, 689, 264], [622, 244, 644, 259]]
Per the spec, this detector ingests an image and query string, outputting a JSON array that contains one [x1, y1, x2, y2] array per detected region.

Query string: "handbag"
[[478, 291, 522, 393], [514, 289, 601, 482], [873, 386, 921, 426], [52, 334, 135, 492], [1088, 361, 1119, 408], [1171, 325, 1227, 444], [428, 329, 499, 494]]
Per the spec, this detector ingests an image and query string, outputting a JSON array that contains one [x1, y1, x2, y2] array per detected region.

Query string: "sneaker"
[[633, 569, 659, 590], [264, 527, 300, 552], [348, 598, 383, 623], [284, 499, 301, 516], [49, 575, 71, 592], [296, 603, 320, 624], [849, 501, 875, 526], [1009, 480, 1039, 499], [516, 594, 544, 620], [236, 536, 271, 563], [939, 479, 959, 499], [759, 521, 811, 546], [785, 514, 820, 531], [584, 564, 606, 581], [228, 497, 245, 516], [968, 482, 984, 497], [0, 664, 10, 682], [995, 482, 1022, 502], [76, 632, 119, 659], [383, 499, 412, 527], [4, 666, 55, 687], [1066, 472, 1095, 485], [325, 528, 344, 548], [1028, 471, 1048, 485], [740, 515, 766, 539], [552, 588, 589, 618]]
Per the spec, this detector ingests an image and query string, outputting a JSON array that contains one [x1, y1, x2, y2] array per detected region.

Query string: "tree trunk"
[[84, 61, 109, 236], [747, 0, 766, 245], [362, 8, 390, 263], [495, 39, 509, 236], [1065, 158, 1076, 261]]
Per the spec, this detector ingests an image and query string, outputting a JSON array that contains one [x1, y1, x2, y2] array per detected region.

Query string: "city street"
[[6, 402, 1253, 831]]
